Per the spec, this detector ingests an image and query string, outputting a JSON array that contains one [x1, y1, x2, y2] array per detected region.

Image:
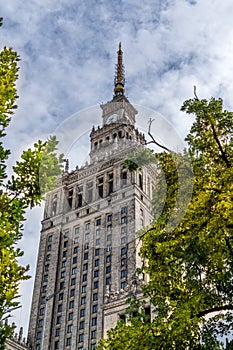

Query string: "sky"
[[1, 0, 233, 337]]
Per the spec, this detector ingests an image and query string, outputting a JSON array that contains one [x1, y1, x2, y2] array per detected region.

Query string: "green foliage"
[[98, 97, 233, 349], [0, 21, 64, 347]]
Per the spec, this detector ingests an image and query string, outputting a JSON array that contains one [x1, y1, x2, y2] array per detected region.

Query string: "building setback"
[[28, 43, 156, 350]]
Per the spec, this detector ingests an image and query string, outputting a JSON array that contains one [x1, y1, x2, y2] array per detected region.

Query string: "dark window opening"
[[139, 174, 143, 190], [77, 193, 83, 208], [68, 189, 73, 209]]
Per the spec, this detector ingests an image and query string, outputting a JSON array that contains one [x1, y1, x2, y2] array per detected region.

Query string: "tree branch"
[[197, 305, 233, 318], [209, 120, 231, 168], [147, 118, 172, 153]]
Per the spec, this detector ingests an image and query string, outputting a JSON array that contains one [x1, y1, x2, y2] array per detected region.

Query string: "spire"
[[114, 42, 125, 96]]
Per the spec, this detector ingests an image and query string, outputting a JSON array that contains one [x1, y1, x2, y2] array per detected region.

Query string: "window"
[[92, 304, 98, 313], [69, 300, 74, 309], [70, 289, 75, 297], [73, 246, 78, 254], [46, 254, 50, 262], [121, 171, 127, 186], [43, 275, 48, 282], [66, 337, 72, 346], [67, 325, 72, 333], [121, 281, 127, 290], [48, 235, 53, 242], [41, 296, 46, 304], [140, 208, 143, 216], [84, 252, 88, 260], [57, 304, 62, 312], [91, 330, 96, 339], [71, 278, 76, 286], [121, 216, 127, 224], [62, 261, 66, 268], [96, 238, 100, 246], [121, 226, 127, 234], [84, 242, 89, 250], [107, 224, 112, 231], [80, 320, 85, 329], [75, 227, 80, 234], [57, 316, 62, 324], [59, 293, 63, 301], [63, 250, 67, 258], [106, 265, 111, 274], [87, 182, 93, 203], [82, 285, 87, 293], [55, 328, 60, 337], [121, 247, 127, 255], [85, 232, 90, 240], [68, 312, 73, 321], [91, 344, 96, 350], [108, 173, 113, 195], [93, 293, 98, 301], [73, 256, 77, 264], [55, 340, 60, 349], [107, 234, 112, 242], [83, 274, 87, 282], [96, 228, 100, 236], [47, 244, 52, 251], [106, 245, 112, 252], [78, 347, 84, 350], [85, 223, 90, 230], [77, 193, 83, 208], [79, 334, 84, 343], [93, 281, 99, 289], [92, 317, 97, 326], [80, 308, 86, 317], [72, 267, 77, 275], [64, 231, 69, 238], [97, 177, 104, 198], [45, 264, 49, 271], [94, 270, 99, 278], [107, 214, 112, 222], [94, 259, 99, 267], [139, 173, 143, 190], [106, 255, 111, 263], [83, 263, 88, 271], [106, 277, 111, 285], [68, 189, 73, 208], [36, 344, 41, 350], [60, 282, 65, 290], [121, 257, 127, 266], [95, 248, 100, 256], [61, 271, 66, 278], [121, 236, 127, 244], [38, 319, 43, 328], [81, 296, 86, 305], [42, 285, 47, 293], [74, 237, 79, 244], [121, 207, 127, 214], [64, 240, 68, 248], [121, 270, 127, 278], [96, 218, 101, 226]]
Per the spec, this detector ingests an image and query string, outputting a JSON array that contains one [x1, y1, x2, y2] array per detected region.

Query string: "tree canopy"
[[0, 18, 64, 348], [97, 96, 233, 349]]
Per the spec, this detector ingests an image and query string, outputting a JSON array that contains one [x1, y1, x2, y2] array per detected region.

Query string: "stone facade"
[[28, 44, 156, 350]]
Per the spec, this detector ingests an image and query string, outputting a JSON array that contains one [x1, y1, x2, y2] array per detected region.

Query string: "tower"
[[28, 43, 156, 350]]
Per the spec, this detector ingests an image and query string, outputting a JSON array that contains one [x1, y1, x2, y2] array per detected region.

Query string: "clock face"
[[107, 114, 118, 124]]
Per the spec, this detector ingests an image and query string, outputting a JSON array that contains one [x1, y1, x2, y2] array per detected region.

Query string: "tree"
[[0, 19, 64, 348], [97, 96, 233, 349]]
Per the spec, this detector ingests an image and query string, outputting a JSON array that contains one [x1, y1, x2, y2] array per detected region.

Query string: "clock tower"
[[90, 43, 145, 164], [28, 43, 155, 350]]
